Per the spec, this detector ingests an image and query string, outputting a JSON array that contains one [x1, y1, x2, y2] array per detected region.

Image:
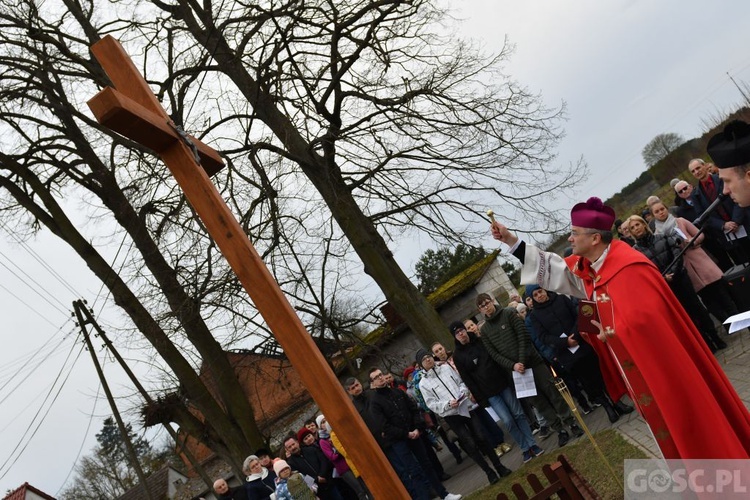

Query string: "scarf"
[[653, 213, 677, 236], [246, 466, 270, 483]]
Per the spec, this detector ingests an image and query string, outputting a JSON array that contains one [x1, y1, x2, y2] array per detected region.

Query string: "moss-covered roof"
[[425, 250, 500, 308], [357, 250, 500, 349]]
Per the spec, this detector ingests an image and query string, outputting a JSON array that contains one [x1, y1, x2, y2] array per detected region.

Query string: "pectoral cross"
[[87, 35, 405, 497]]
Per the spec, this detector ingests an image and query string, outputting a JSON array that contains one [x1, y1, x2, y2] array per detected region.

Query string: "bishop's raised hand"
[[490, 220, 518, 248]]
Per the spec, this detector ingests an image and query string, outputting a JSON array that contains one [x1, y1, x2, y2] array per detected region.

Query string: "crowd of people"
[[612, 153, 750, 352], [208, 120, 750, 498], [487, 119, 750, 460], [334, 285, 640, 498], [209, 281, 636, 500], [209, 414, 371, 500]]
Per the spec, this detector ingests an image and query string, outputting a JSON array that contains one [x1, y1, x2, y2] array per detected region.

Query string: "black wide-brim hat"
[[707, 120, 750, 168]]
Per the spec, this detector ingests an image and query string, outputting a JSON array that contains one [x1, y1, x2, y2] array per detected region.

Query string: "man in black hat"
[[708, 120, 750, 208]]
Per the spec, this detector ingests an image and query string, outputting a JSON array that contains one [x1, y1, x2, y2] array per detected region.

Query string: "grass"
[[464, 429, 648, 500]]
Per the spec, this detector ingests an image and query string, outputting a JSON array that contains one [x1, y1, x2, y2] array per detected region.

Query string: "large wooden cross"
[[87, 35, 407, 498]]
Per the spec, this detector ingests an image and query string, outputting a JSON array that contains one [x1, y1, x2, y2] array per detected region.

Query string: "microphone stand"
[[661, 193, 727, 277]]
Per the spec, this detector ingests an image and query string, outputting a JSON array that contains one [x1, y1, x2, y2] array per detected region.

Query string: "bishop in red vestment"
[[491, 197, 750, 459]]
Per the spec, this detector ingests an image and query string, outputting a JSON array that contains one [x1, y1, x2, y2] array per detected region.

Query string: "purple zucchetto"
[[707, 120, 750, 168], [570, 197, 616, 231]]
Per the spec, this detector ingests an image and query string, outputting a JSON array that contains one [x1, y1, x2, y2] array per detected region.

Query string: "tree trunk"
[[179, 7, 454, 348], [0, 155, 262, 474]]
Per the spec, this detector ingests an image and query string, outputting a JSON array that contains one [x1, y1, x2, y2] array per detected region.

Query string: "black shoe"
[[570, 423, 584, 437], [614, 401, 634, 415], [487, 471, 499, 485], [558, 430, 570, 447], [538, 425, 552, 439], [440, 472, 452, 481], [716, 339, 728, 349], [454, 453, 463, 465], [578, 401, 593, 415], [496, 464, 512, 477], [604, 403, 620, 423]]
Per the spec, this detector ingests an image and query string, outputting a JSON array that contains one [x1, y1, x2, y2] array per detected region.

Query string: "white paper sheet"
[[512, 368, 538, 398], [725, 226, 748, 241], [723, 310, 750, 334]]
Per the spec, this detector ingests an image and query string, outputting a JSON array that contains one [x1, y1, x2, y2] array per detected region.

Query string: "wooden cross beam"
[[87, 35, 407, 498]]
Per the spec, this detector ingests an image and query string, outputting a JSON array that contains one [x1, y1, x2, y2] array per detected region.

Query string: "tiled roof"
[[118, 466, 186, 500], [3, 483, 56, 500]]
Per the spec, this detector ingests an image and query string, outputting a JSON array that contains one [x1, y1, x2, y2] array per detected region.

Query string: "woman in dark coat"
[[243, 455, 277, 500]]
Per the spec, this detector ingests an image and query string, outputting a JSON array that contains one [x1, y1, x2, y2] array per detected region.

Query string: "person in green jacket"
[[475, 292, 583, 447]]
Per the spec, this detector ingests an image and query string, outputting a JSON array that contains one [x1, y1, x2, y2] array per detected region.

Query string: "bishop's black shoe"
[[614, 400, 635, 415]]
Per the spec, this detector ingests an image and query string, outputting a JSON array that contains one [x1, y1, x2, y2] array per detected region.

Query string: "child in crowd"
[[273, 460, 317, 500]]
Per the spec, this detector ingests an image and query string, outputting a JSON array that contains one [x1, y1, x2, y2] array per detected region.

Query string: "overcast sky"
[[3, 0, 750, 495]]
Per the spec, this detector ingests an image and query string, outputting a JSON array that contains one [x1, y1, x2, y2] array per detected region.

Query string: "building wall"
[[166, 469, 188, 498], [474, 259, 516, 300], [25, 493, 50, 500], [369, 258, 517, 374]]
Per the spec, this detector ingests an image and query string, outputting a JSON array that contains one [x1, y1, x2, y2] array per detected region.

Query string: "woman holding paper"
[[651, 201, 739, 325]]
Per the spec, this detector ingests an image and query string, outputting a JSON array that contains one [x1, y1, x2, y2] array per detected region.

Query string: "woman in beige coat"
[[651, 201, 739, 324]]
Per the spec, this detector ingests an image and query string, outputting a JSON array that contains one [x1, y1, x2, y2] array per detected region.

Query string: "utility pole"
[[73, 299, 154, 500], [73, 299, 215, 489]]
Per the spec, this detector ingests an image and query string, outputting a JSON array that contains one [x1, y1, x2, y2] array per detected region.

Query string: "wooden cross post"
[[87, 35, 408, 498]]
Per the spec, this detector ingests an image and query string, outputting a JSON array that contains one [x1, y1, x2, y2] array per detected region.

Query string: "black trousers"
[[443, 412, 501, 475], [669, 271, 722, 348], [698, 279, 739, 324], [565, 348, 609, 406]]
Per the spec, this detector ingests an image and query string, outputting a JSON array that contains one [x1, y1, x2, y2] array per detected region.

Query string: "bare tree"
[[642, 132, 685, 166], [146, 0, 585, 347], [0, 0, 269, 475], [0, 0, 585, 472]]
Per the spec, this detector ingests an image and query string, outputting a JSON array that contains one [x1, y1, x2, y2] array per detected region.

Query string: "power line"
[[0, 331, 84, 480], [0, 280, 70, 328], [0, 332, 63, 379], [0, 251, 71, 314], [54, 381, 102, 496], [0, 221, 81, 297], [0, 320, 74, 401], [90, 231, 131, 314]]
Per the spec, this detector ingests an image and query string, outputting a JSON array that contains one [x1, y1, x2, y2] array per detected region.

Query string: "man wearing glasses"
[[474, 293, 582, 448], [673, 179, 734, 270], [673, 180, 698, 220], [365, 367, 461, 500]]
